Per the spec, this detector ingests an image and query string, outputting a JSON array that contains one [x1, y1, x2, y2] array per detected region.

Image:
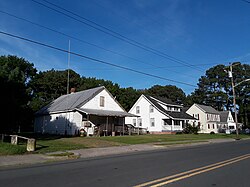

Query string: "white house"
[[186, 103, 221, 133], [34, 86, 136, 136], [218, 111, 236, 133], [125, 95, 195, 133]]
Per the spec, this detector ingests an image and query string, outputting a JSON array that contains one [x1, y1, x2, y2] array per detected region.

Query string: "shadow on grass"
[[35, 144, 50, 151], [17, 132, 77, 141]]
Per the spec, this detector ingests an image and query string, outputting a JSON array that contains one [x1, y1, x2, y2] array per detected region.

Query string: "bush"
[[210, 131, 215, 134], [176, 131, 183, 135], [183, 124, 199, 134]]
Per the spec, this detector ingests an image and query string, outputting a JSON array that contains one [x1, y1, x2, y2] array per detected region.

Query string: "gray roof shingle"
[[219, 111, 229, 122], [144, 95, 195, 120], [195, 104, 219, 114], [77, 108, 138, 117], [36, 86, 105, 115]]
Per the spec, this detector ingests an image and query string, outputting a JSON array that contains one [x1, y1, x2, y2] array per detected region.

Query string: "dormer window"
[[100, 96, 105, 107]]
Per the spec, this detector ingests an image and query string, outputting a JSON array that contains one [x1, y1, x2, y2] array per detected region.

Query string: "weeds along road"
[[0, 139, 250, 187]]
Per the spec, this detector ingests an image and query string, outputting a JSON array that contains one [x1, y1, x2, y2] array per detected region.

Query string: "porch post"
[[106, 116, 108, 136], [111, 117, 114, 132], [122, 118, 125, 136]]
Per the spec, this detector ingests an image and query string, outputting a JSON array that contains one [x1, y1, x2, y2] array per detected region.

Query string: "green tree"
[[116, 87, 141, 111], [0, 55, 36, 133], [79, 77, 120, 96], [144, 85, 187, 105], [79, 77, 141, 111], [189, 65, 230, 110], [232, 64, 250, 127], [189, 63, 250, 126], [29, 69, 81, 111]]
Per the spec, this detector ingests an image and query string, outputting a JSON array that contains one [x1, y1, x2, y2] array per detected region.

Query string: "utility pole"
[[228, 62, 241, 139], [226, 62, 250, 139]]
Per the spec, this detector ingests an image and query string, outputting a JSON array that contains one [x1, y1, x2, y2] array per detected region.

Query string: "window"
[[212, 124, 215, 129], [149, 105, 154, 113], [100, 96, 105, 107], [133, 119, 136, 126], [207, 114, 209, 120], [164, 119, 171, 126], [136, 106, 140, 114], [208, 124, 210, 129], [195, 114, 200, 120], [138, 118, 142, 126], [150, 118, 155, 127], [174, 120, 180, 126]]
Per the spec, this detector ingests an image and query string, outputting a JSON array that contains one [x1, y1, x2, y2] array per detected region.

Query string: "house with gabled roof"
[[218, 111, 236, 133], [186, 103, 221, 133], [34, 86, 136, 136], [125, 95, 195, 133]]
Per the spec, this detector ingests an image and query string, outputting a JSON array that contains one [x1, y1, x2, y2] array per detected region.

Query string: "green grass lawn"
[[0, 133, 249, 155], [98, 133, 249, 144], [0, 142, 27, 155]]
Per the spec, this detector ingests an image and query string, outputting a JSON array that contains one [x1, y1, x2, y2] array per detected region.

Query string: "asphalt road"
[[0, 139, 250, 187]]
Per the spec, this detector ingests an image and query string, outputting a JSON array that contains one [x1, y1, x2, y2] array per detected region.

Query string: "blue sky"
[[0, 0, 250, 94]]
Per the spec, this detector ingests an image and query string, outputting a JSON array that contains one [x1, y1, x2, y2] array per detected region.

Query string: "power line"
[[2, 8, 246, 71], [30, 0, 203, 72], [3, 8, 242, 70], [0, 30, 197, 87], [0, 9, 200, 80], [0, 9, 158, 68]]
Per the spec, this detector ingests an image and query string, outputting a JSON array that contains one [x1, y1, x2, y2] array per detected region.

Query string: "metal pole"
[[67, 40, 70, 95], [230, 64, 239, 139]]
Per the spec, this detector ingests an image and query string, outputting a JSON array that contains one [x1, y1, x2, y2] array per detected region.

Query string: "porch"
[[77, 108, 137, 136], [162, 118, 189, 132]]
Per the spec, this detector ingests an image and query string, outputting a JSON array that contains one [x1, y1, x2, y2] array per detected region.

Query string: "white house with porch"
[[218, 111, 236, 133], [34, 86, 136, 136], [125, 95, 195, 133]]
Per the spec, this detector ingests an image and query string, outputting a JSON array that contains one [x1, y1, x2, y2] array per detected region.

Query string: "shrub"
[[176, 131, 183, 135], [183, 124, 199, 134]]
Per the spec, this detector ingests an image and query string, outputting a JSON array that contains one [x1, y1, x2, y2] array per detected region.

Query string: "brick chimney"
[[70, 88, 76, 94]]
